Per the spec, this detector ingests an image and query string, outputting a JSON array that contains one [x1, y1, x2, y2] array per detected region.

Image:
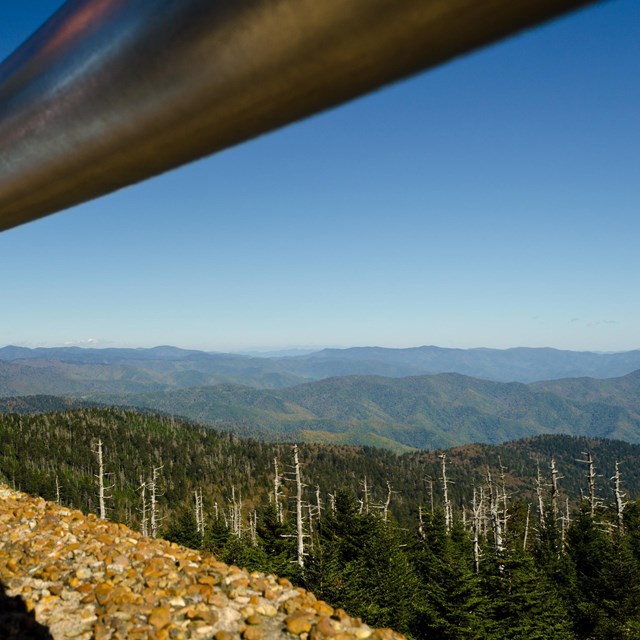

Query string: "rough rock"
[[0, 485, 405, 640]]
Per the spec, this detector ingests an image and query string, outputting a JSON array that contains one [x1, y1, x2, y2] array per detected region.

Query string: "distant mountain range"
[[3, 344, 640, 453], [1, 367, 638, 453], [1, 344, 640, 395]]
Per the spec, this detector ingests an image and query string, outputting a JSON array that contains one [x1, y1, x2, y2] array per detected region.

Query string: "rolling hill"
[[70, 369, 640, 452]]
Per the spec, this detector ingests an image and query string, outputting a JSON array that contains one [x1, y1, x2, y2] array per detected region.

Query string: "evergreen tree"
[[202, 515, 231, 556], [307, 491, 419, 636], [255, 502, 298, 578], [482, 546, 575, 640], [340, 516, 419, 635], [163, 508, 201, 549], [220, 533, 269, 573], [567, 507, 640, 639], [413, 510, 486, 640]]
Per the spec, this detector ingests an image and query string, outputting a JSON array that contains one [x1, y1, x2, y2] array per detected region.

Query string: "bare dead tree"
[[273, 457, 284, 524], [359, 476, 371, 515], [612, 461, 628, 530], [229, 486, 242, 537], [382, 480, 396, 524], [149, 464, 164, 538], [92, 438, 114, 520], [307, 503, 315, 540], [535, 460, 546, 528], [249, 510, 258, 545], [550, 456, 563, 525], [480, 485, 488, 539], [561, 496, 571, 547], [523, 503, 531, 552], [487, 468, 504, 556], [426, 476, 435, 514], [293, 445, 306, 567], [577, 452, 602, 518], [138, 475, 149, 537], [194, 488, 205, 540], [283, 445, 308, 568], [498, 458, 510, 536], [439, 454, 453, 532], [471, 486, 483, 574], [55, 474, 61, 505], [315, 485, 323, 521]]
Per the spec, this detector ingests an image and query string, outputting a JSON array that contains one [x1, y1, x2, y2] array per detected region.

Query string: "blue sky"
[[0, 1, 638, 352]]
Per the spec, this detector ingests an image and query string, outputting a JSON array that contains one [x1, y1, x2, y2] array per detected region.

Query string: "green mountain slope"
[[74, 370, 640, 451], [531, 368, 640, 411]]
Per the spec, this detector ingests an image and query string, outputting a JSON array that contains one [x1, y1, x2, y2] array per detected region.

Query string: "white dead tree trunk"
[[480, 485, 488, 539], [523, 503, 531, 552], [612, 461, 628, 530], [273, 457, 284, 524], [550, 457, 563, 525], [382, 480, 395, 524], [308, 484, 322, 548], [439, 454, 453, 532], [292, 445, 306, 567], [471, 486, 483, 574], [55, 475, 61, 505], [426, 476, 435, 514], [328, 492, 336, 515], [498, 458, 510, 536], [307, 503, 315, 542], [93, 439, 113, 520], [229, 486, 242, 537], [149, 465, 164, 538], [249, 510, 258, 545], [360, 476, 370, 515], [138, 476, 149, 536], [535, 460, 546, 528], [315, 485, 323, 522], [487, 469, 504, 556], [578, 452, 602, 518], [561, 496, 571, 547], [194, 488, 205, 540]]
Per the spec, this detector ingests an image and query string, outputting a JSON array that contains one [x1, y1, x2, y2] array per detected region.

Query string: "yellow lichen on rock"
[[0, 485, 405, 640]]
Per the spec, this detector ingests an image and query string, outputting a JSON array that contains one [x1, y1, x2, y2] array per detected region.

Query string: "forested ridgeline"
[[3, 408, 640, 638], [3, 408, 640, 528]]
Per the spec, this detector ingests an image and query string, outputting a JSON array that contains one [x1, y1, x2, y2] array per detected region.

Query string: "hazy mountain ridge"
[[3, 344, 640, 452], [0, 346, 640, 395], [301, 345, 640, 381], [2, 345, 640, 397]]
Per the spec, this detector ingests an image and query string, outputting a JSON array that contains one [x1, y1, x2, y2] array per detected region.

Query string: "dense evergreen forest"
[[2, 407, 640, 638]]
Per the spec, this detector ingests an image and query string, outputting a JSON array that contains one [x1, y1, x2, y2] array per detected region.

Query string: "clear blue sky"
[[0, 1, 638, 353]]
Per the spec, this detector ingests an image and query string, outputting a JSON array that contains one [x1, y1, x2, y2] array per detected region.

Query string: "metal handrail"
[[0, 0, 596, 232]]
